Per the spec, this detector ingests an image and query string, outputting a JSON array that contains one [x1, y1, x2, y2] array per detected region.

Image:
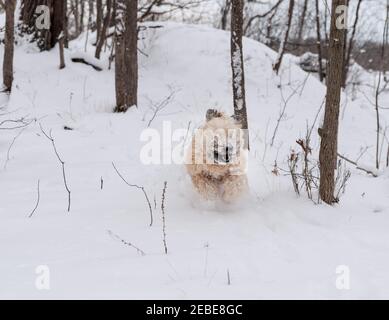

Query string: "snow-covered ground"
[[0, 22, 389, 299]]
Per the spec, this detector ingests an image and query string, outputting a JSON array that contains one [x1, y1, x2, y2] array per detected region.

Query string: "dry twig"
[[161, 181, 168, 254], [39, 124, 71, 212], [112, 162, 153, 226]]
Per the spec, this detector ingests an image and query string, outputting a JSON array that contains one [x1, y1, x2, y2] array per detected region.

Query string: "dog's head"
[[191, 109, 243, 177], [199, 109, 243, 170]]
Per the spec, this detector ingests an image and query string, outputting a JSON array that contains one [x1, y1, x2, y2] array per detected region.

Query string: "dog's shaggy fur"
[[186, 110, 248, 202]]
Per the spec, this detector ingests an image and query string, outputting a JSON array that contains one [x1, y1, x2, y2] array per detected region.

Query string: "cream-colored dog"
[[186, 109, 248, 202]]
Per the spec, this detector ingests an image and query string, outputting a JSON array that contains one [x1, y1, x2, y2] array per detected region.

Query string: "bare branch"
[[161, 181, 168, 255], [337, 153, 378, 177], [39, 123, 71, 212], [244, 0, 283, 35], [112, 162, 153, 226], [28, 180, 40, 218], [3, 127, 27, 169], [107, 230, 146, 255]]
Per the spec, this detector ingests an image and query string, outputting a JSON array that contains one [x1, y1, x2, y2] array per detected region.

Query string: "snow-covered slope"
[[0, 23, 388, 299]]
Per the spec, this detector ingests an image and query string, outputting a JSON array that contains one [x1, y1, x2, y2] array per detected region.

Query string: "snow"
[[0, 22, 389, 299]]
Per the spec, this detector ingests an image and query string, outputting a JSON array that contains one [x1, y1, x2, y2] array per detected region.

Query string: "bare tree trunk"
[[111, 0, 117, 27], [342, 0, 363, 87], [374, 1, 389, 170], [273, 0, 294, 74], [296, 0, 308, 43], [89, 0, 95, 21], [115, 0, 138, 112], [319, 0, 347, 204], [3, 0, 16, 92], [79, 0, 85, 34], [64, 1, 69, 48], [220, 0, 231, 30], [341, 0, 350, 88], [59, 35, 66, 69], [73, 0, 80, 38], [231, 0, 249, 149], [323, 3, 329, 43], [95, 0, 113, 59], [96, 0, 103, 45], [52, 0, 66, 49], [266, 8, 277, 47], [124, 0, 138, 110], [315, 0, 324, 82]]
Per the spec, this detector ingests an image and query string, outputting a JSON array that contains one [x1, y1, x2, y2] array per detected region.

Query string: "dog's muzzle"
[[214, 145, 234, 164]]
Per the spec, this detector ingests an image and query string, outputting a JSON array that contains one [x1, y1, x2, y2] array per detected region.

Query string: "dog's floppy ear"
[[231, 114, 242, 127], [231, 114, 239, 122], [206, 109, 223, 122]]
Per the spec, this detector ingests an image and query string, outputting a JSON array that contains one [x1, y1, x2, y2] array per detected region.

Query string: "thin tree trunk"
[[297, 0, 308, 43], [324, 3, 329, 43], [115, 35, 126, 108], [266, 8, 277, 46], [115, 0, 138, 112], [231, 0, 249, 149], [111, 0, 117, 27], [374, 1, 389, 170], [341, 0, 350, 88], [315, 0, 324, 82], [273, 0, 295, 74], [52, 0, 66, 49], [96, 0, 103, 45], [220, 0, 231, 30], [124, 0, 138, 110], [79, 0, 85, 34], [59, 35, 66, 69], [3, 0, 16, 92], [73, 0, 80, 38], [64, 1, 69, 48], [319, 0, 347, 204], [342, 0, 363, 87], [95, 0, 113, 59]]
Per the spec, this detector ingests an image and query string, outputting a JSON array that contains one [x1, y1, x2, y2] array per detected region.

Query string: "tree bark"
[[114, 0, 138, 112], [273, 0, 294, 74], [59, 35, 66, 69], [51, 0, 66, 49], [319, 0, 347, 204], [96, 0, 103, 44], [95, 0, 113, 59], [73, 0, 80, 38], [220, 0, 231, 30], [296, 0, 308, 43], [231, 0, 249, 149], [315, 0, 324, 82], [3, 0, 16, 92], [342, 0, 363, 87], [79, 0, 85, 34]]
